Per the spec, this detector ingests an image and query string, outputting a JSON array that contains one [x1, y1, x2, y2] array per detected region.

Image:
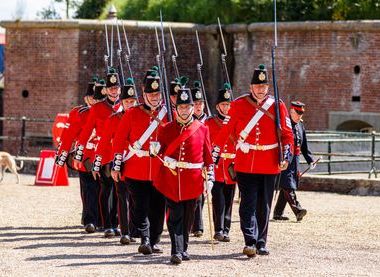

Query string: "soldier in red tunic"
[[153, 87, 213, 264], [73, 68, 121, 238], [213, 64, 294, 257], [92, 78, 138, 244], [55, 77, 106, 233], [205, 83, 236, 243], [190, 81, 208, 237], [111, 70, 167, 255]]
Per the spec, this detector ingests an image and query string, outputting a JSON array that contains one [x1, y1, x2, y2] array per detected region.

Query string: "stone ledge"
[[299, 174, 380, 196]]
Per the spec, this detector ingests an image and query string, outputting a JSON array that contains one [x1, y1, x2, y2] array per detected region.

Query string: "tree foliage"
[[74, 0, 380, 22]]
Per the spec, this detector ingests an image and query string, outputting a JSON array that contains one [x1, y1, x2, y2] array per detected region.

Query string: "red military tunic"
[[112, 104, 168, 181], [206, 116, 236, 185], [56, 105, 96, 172], [76, 99, 121, 161], [94, 111, 125, 165], [154, 120, 213, 202], [215, 94, 294, 174]]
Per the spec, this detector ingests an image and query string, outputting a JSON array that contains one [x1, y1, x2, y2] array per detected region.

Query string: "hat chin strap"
[[176, 108, 194, 125], [216, 105, 228, 117], [143, 93, 162, 110]]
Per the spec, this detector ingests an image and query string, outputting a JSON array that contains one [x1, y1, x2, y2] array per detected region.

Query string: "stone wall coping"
[[2, 19, 380, 33]]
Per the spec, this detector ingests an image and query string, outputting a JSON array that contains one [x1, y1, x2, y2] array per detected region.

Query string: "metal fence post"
[[19, 116, 27, 156], [328, 141, 332, 175], [368, 131, 377, 179]]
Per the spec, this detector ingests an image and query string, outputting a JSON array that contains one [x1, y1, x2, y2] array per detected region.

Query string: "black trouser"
[[79, 171, 100, 226], [273, 188, 303, 217], [115, 180, 136, 236], [192, 194, 204, 232], [99, 169, 118, 229], [166, 198, 196, 255], [211, 181, 236, 234], [127, 178, 165, 245], [237, 172, 276, 248]]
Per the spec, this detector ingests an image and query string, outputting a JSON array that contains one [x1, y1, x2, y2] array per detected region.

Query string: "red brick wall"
[[1, 20, 380, 154]]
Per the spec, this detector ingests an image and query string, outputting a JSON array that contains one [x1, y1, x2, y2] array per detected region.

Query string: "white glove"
[[204, 180, 214, 194], [163, 156, 177, 170], [238, 142, 250, 154], [309, 161, 316, 170], [149, 141, 161, 156]]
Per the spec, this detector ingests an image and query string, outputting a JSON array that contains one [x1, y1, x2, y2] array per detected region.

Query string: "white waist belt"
[[220, 153, 236, 159], [238, 142, 279, 151], [128, 145, 150, 157], [164, 156, 204, 169]]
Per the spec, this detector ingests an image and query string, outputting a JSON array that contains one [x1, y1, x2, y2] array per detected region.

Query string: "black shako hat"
[[251, 64, 269, 85], [93, 79, 107, 100], [120, 78, 137, 100], [216, 83, 232, 104], [191, 81, 204, 102], [176, 87, 193, 105], [144, 70, 161, 93], [85, 75, 98, 96], [106, 68, 120, 88]]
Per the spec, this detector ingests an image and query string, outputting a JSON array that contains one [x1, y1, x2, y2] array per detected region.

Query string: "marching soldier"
[[92, 78, 138, 244], [153, 87, 214, 264], [273, 101, 314, 222], [205, 83, 236, 242], [111, 69, 167, 255], [190, 81, 207, 237], [213, 64, 294, 257], [73, 68, 121, 238], [55, 77, 105, 233]]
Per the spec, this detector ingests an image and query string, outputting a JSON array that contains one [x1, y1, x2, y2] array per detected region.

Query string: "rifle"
[[104, 23, 110, 73], [195, 30, 211, 116], [155, 26, 172, 122], [159, 11, 172, 121], [121, 21, 140, 103], [271, 0, 283, 167], [217, 18, 234, 100], [169, 27, 180, 79], [115, 20, 126, 85], [299, 156, 322, 177]]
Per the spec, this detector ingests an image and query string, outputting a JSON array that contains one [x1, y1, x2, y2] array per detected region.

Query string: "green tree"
[[75, 0, 110, 19]]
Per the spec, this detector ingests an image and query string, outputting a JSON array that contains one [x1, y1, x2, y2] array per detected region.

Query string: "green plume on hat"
[[174, 77, 179, 83], [258, 64, 265, 70], [179, 76, 189, 87], [108, 67, 117, 74], [126, 77, 134, 85], [92, 75, 99, 82], [149, 71, 158, 77], [98, 79, 106, 85], [194, 80, 201, 88], [224, 82, 231, 90], [151, 66, 159, 71]]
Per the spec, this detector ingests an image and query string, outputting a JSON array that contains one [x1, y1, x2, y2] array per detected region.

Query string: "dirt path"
[[0, 173, 379, 276]]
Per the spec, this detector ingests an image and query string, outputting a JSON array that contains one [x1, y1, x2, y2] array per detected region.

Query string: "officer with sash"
[[213, 64, 294, 257], [73, 68, 121, 238], [205, 83, 236, 242], [111, 69, 167, 255], [273, 101, 314, 222], [55, 76, 106, 233], [152, 86, 214, 264]]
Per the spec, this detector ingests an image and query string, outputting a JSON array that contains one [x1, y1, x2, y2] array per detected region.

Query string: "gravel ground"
[[0, 173, 379, 276]]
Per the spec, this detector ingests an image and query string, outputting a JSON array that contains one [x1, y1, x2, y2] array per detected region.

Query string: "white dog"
[[0, 152, 24, 184]]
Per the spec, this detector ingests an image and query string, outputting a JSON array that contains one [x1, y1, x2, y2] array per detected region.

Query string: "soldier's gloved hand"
[[163, 156, 176, 170], [203, 180, 214, 195], [309, 161, 316, 170], [55, 151, 68, 167], [238, 142, 250, 154], [149, 141, 161, 157], [279, 160, 289, 171], [211, 146, 221, 165]]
